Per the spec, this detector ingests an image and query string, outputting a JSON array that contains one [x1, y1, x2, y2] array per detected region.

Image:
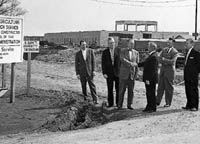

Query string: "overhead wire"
[[119, 0, 190, 4], [91, 0, 195, 7]]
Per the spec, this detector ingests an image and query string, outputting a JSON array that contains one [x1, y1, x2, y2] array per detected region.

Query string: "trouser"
[[185, 80, 199, 109], [80, 76, 97, 102], [145, 82, 156, 111], [106, 76, 119, 106], [157, 75, 174, 105], [118, 78, 134, 108]]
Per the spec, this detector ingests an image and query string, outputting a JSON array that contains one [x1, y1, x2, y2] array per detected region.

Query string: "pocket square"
[[189, 57, 194, 59]]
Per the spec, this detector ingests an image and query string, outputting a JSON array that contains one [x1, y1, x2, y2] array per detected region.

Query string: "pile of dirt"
[[35, 47, 79, 64], [30, 89, 106, 132]]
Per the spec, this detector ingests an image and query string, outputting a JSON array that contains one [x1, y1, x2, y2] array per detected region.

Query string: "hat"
[[169, 37, 175, 42]]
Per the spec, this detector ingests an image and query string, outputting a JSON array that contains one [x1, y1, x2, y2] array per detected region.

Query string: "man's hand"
[[77, 74, 80, 80], [93, 71, 96, 77], [103, 74, 108, 79], [145, 80, 150, 85], [131, 62, 138, 67]]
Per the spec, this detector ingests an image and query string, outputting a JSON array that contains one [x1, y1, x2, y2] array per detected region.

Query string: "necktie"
[[110, 49, 114, 64], [167, 48, 171, 53]]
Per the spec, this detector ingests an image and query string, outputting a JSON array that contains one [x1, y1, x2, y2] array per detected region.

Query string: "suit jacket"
[[119, 48, 139, 80], [101, 48, 120, 78], [159, 47, 178, 80], [75, 48, 95, 77], [138, 51, 159, 84], [184, 48, 200, 82]]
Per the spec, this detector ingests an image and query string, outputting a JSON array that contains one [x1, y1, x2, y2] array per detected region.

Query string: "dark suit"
[[184, 48, 200, 109], [102, 48, 120, 107], [118, 48, 139, 108], [138, 51, 158, 111], [157, 47, 178, 106], [75, 48, 97, 102]]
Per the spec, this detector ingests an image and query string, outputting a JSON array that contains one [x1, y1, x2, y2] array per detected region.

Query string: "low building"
[[44, 20, 191, 48], [24, 36, 44, 41]]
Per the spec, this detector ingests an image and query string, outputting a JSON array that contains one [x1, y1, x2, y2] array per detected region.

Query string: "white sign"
[[0, 16, 24, 63], [24, 41, 39, 53]]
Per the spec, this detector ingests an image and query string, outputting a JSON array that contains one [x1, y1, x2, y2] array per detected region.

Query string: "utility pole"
[[195, 0, 198, 40]]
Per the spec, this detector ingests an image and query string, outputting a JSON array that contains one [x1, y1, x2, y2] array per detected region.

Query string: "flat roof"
[[116, 20, 158, 25]]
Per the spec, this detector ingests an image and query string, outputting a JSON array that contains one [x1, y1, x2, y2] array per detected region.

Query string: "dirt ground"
[[0, 59, 200, 144]]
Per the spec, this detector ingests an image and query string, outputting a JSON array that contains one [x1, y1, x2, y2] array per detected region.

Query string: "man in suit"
[[182, 38, 200, 111], [118, 39, 139, 110], [138, 42, 159, 113], [75, 40, 98, 104], [156, 38, 178, 107], [102, 37, 120, 107]]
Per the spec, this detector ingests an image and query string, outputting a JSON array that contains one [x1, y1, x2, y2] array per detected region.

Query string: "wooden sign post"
[[24, 40, 39, 97]]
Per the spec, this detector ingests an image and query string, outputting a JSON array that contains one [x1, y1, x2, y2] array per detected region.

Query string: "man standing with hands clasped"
[[156, 38, 178, 107], [182, 38, 200, 111], [102, 37, 120, 107], [75, 40, 98, 104], [138, 42, 159, 113]]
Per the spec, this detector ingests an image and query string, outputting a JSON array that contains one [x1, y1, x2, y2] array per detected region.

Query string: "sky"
[[20, 0, 199, 36]]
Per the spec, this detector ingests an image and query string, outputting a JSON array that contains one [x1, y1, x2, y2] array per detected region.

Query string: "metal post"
[[10, 63, 15, 103], [195, 0, 198, 40], [115, 23, 118, 31]]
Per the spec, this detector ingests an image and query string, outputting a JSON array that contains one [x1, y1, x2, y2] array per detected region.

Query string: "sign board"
[[0, 16, 23, 63], [24, 40, 39, 53]]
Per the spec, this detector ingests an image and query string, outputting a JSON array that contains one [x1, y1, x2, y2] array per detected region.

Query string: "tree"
[[0, 0, 27, 16]]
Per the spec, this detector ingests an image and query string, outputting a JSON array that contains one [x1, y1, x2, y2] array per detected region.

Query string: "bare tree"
[[0, 0, 27, 16]]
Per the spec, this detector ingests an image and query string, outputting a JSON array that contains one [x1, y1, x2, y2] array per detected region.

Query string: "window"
[[143, 33, 152, 39]]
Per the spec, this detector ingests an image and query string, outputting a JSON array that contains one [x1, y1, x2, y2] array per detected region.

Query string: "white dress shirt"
[[185, 47, 193, 65], [129, 50, 132, 60], [81, 49, 87, 61], [109, 48, 114, 64]]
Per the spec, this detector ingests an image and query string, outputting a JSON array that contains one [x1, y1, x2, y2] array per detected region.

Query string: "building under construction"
[[44, 20, 191, 50]]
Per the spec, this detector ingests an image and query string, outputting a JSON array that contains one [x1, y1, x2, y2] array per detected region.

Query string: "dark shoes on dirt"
[[182, 106, 198, 111]]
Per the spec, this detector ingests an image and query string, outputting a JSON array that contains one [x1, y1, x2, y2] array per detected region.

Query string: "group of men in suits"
[[75, 37, 200, 112]]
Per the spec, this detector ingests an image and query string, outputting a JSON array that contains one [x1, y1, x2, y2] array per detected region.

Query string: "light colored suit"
[[156, 47, 178, 106], [118, 48, 139, 108]]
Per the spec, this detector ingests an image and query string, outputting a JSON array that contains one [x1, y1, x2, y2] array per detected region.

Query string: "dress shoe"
[[93, 101, 98, 104], [182, 106, 190, 110], [142, 109, 148, 112], [107, 105, 113, 108], [127, 106, 134, 110], [117, 107, 122, 110], [143, 109, 156, 113], [147, 110, 156, 113], [190, 108, 198, 111], [164, 104, 170, 107]]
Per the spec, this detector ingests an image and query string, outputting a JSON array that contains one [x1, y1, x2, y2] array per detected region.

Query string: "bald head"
[[148, 42, 157, 52], [128, 39, 135, 50], [107, 37, 115, 49], [185, 38, 194, 50]]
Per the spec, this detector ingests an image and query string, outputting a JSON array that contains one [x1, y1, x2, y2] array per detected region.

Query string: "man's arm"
[[120, 50, 137, 67], [196, 51, 200, 73], [134, 52, 139, 79], [75, 52, 80, 78], [101, 50, 106, 75], [91, 49, 96, 73], [162, 51, 179, 66]]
